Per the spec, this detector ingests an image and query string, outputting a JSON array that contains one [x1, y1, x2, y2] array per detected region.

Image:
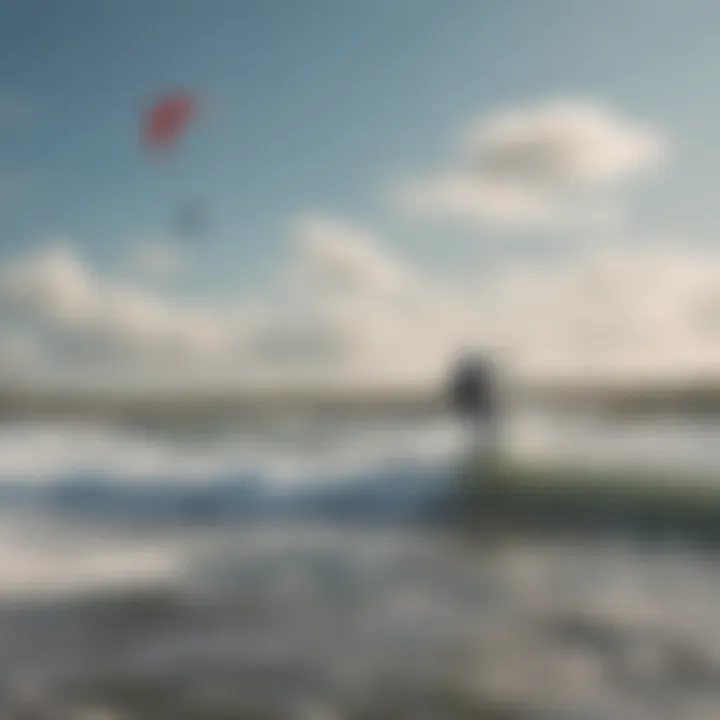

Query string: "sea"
[[2, 410, 720, 719]]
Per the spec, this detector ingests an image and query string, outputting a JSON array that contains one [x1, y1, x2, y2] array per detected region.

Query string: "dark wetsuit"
[[448, 356, 501, 466], [448, 357, 497, 421]]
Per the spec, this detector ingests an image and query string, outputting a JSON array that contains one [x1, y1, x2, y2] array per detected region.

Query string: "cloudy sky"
[[2, 0, 720, 390]]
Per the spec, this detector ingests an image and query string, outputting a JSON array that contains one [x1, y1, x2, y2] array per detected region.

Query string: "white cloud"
[[397, 99, 665, 230], [480, 243, 720, 382], [468, 100, 663, 187], [0, 223, 482, 389], [0, 227, 411, 387], [3, 229, 720, 390], [398, 172, 582, 229], [290, 214, 413, 299], [0, 245, 235, 373], [0, 331, 41, 377], [130, 238, 185, 279]]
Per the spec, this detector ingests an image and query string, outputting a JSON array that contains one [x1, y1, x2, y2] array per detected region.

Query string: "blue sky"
[[2, 0, 720, 387], [2, 1, 719, 288]]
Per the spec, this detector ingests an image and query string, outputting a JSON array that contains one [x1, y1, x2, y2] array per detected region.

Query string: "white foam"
[[0, 412, 719, 498], [511, 411, 720, 475], [0, 520, 183, 599], [0, 418, 463, 488]]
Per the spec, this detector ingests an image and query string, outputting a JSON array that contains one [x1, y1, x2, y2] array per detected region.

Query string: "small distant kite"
[[175, 200, 205, 240]]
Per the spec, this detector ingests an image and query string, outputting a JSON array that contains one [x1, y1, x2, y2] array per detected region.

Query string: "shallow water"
[[1, 413, 720, 718], [4, 524, 720, 719]]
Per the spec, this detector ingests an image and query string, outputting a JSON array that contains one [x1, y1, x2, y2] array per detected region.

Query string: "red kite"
[[142, 92, 198, 154]]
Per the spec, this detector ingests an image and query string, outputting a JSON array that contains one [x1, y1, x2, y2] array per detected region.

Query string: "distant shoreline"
[[0, 386, 444, 425], [2, 380, 720, 424]]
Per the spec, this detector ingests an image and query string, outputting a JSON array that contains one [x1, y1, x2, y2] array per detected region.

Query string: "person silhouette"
[[447, 352, 501, 465]]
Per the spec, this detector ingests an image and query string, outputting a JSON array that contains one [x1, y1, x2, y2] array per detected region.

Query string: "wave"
[[0, 417, 466, 525], [2, 411, 720, 526]]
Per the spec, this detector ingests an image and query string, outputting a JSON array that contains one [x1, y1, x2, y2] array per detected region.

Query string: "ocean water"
[[2, 413, 720, 718]]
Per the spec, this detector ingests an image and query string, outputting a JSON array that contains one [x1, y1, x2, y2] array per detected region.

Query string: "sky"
[[2, 0, 720, 389]]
